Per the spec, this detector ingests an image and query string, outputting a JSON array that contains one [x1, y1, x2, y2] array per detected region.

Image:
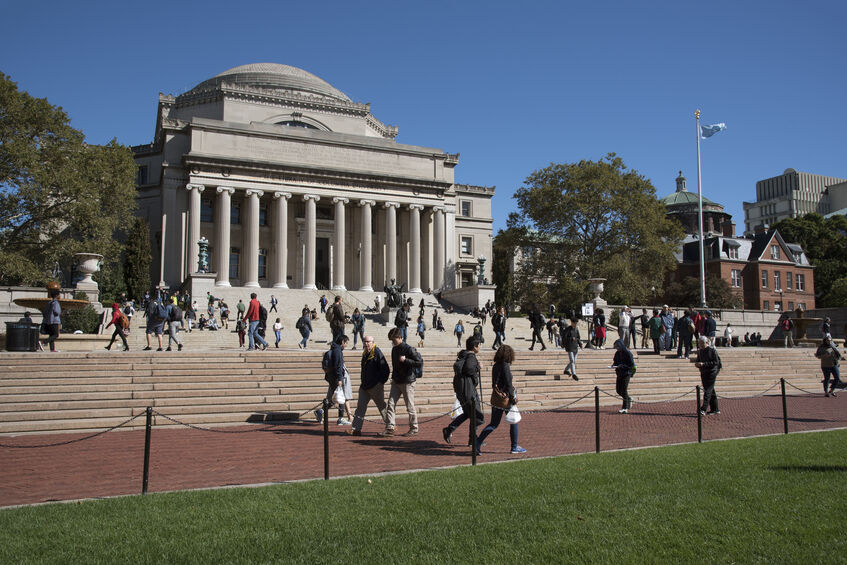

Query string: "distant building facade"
[[660, 171, 733, 237], [742, 168, 846, 235], [132, 63, 494, 295]]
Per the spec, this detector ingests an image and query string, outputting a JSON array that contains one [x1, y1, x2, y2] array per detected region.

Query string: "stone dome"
[[190, 63, 351, 102]]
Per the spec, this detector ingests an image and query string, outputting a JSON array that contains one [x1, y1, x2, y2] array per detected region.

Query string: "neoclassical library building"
[[133, 63, 494, 300]]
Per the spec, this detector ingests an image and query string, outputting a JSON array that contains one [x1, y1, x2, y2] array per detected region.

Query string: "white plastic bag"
[[505, 405, 521, 424], [450, 397, 463, 419], [333, 386, 346, 406]]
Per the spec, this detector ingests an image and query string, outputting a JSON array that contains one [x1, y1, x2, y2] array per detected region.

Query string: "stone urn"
[[588, 278, 607, 305], [75, 253, 103, 285]]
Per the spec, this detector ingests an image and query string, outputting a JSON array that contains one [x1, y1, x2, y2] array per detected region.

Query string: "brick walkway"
[[1, 390, 845, 507]]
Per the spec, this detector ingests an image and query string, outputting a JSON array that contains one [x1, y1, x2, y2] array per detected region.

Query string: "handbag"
[[505, 405, 521, 424], [333, 386, 346, 406], [450, 396, 463, 419], [490, 386, 510, 409]]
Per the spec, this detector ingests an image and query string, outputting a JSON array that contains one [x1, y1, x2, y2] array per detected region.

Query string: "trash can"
[[5, 322, 39, 352]]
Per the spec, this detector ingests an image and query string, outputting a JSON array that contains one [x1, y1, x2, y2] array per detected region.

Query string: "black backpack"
[[322, 349, 334, 382]]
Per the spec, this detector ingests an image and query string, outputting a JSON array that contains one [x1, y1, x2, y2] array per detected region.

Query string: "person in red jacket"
[[104, 303, 129, 351], [245, 293, 268, 351]]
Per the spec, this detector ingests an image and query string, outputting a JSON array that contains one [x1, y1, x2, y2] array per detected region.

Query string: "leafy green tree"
[[772, 214, 847, 307], [123, 217, 151, 301], [663, 275, 743, 309], [824, 276, 847, 307], [508, 153, 684, 307], [0, 73, 137, 285]]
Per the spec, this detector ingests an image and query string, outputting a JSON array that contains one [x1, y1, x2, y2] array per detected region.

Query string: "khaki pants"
[[352, 382, 388, 431], [385, 381, 418, 432]]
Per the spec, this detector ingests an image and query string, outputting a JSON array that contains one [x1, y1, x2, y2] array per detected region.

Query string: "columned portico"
[[433, 206, 446, 291], [302, 194, 320, 290], [384, 202, 399, 284], [243, 189, 264, 288], [332, 197, 348, 291], [215, 186, 235, 286], [408, 204, 423, 293], [272, 191, 291, 288], [359, 200, 375, 291], [186, 184, 205, 274]]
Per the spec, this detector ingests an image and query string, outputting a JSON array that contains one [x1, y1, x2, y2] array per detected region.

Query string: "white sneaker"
[[337, 418, 352, 426], [618, 408, 628, 414]]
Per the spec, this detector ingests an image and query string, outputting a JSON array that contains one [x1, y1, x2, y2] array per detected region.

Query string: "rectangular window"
[[731, 269, 742, 288], [201, 199, 214, 223], [788, 301, 794, 311], [229, 248, 240, 280], [231, 204, 241, 225], [259, 205, 268, 226], [786, 271, 793, 289], [774, 271, 781, 291], [761, 270, 768, 288], [460, 236, 473, 255], [460, 200, 472, 217], [798, 302, 806, 310], [728, 247, 739, 259], [763, 300, 769, 311], [770, 245, 780, 259], [258, 248, 267, 279], [796, 273, 805, 291], [136, 165, 148, 186]]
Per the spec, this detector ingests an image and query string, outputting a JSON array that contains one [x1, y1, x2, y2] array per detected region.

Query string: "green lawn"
[[2, 430, 846, 564]]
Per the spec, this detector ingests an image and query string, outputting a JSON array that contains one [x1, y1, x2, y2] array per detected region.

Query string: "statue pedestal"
[[379, 307, 397, 326], [186, 272, 218, 300]]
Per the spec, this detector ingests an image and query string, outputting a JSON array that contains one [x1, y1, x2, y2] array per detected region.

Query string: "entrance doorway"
[[316, 237, 330, 288]]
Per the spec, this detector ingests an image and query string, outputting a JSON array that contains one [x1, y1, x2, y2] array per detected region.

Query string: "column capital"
[[332, 197, 350, 205], [358, 199, 376, 207], [245, 189, 264, 198], [186, 183, 205, 193], [303, 194, 321, 203], [384, 201, 400, 209], [408, 203, 425, 211], [216, 186, 235, 195], [273, 191, 292, 200], [433, 205, 447, 213]]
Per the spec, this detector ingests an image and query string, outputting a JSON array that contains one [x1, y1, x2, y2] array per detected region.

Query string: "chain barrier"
[[784, 380, 824, 396], [150, 402, 326, 434], [0, 412, 145, 449], [716, 380, 782, 400], [481, 388, 596, 415]]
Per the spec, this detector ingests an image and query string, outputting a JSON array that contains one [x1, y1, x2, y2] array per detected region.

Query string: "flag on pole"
[[700, 123, 726, 139]]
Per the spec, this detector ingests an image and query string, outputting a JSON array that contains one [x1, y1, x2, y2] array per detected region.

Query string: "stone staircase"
[[0, 347, 823, 436]]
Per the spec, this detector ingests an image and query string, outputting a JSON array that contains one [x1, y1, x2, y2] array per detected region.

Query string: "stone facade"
[[133, 63, 494, 299]]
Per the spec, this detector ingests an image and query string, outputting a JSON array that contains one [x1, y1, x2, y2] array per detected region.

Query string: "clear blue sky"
[[3, 0, 845, 234]]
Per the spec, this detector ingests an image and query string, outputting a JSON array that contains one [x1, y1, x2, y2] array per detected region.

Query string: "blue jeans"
[[353, 328, 364, 347], [477, 405, 518, 451], [823, 366, 841, 393], [274, 330, 281, 345], [249, 320, 268, 349], [400, 326, 407, 343], [300, 329, 310, 348]]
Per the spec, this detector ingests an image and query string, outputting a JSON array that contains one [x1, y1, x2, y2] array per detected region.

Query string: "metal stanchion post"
[[696, 386, 702, 443], [323, 398, 330, 480], [594, 386, 600, 453], [781, 378, 788, 434], [142, 406, 152, 495], [471, 396, 477, 467]]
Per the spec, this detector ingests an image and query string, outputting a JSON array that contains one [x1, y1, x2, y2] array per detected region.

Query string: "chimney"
[[753, 224, 767, 235], [721, 221, 735, 237]]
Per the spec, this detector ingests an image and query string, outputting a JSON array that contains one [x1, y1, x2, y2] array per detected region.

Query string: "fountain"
[[12, 281, 91, 312], [789, 307, 823, 345]]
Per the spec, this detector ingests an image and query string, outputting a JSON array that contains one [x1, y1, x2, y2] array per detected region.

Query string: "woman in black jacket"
[[612, 338, 635, 414], [476, 345, 526, 454]]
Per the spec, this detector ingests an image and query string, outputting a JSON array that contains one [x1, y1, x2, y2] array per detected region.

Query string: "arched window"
[[276, 120, 319, 130]]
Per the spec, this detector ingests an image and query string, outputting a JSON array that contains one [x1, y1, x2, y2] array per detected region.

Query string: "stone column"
[[358, 200, 375, 291], [303, 194, 320, 290], [384, 202, 399, 285], [408, 204, 423, 293], [433, 206, 446, 291], [215, 187, 234, 286], [332, 197, 348, 291], [272, 191, 291, 288], [243, 189, 264, 288], [185, 184, 205, 274]]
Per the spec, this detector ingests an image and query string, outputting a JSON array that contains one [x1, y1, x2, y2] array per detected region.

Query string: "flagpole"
[[695, 109, 707, 307]]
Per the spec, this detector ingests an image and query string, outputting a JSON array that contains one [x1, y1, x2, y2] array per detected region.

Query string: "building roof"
[[660, 190, 719, 208], [189, 63, 351, 103]]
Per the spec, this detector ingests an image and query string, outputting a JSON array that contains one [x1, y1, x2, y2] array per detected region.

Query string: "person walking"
[[394, 303, 410, 343], [350, 308, 365, 350], [319, 294, 328, 314], [315, 334, 352, 426], [443, 337, 484, 449], [815, 336, 842, 397], [612, 338, 636, 413], [476, 344, 525, 454], [416, 316, 426, 348], [327, 296, 346, 342], [219, 300, 230, 330], [273, 318, 283, 348], [143, 295, 167, 351], [269, 295, 278, 313], [675, 310, 694, 359], [491, 306, 506, 350], [592, 309, 606, 349], [454, 320, 465, 347], [347, 335, 390, 435], [104, 302, 129, 351], [702, 310, 717, 340], [40, 289, 62, 352], [562, 318, 582, 381], [165, 300, 183, 351], [236, 299, 246, 322], [236, 318, 246, 348], [380, 327, 422, 437], [245, 293, 268, 351], [528, 305, 546, 351], [296, 307, 312, 349], [780, 314, 795, 348], [695, 336, 722, 415]]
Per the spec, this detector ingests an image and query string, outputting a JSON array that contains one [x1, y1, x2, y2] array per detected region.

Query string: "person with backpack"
[[491, 306, 507, 350], [319, 294, 328, 314], [612, 338, 636, 414], [443, 337, 484, 450], [166, 301, 183, 352], [143, 293, 168, 351], [104, 302, 130, 352], [528, 305, 546, 351], [454, 320, 465, 347], [219, 300, 230, 330], [780, 314, 795, 348], [815, 336, 842, 397], [695, 336, 722, 415], [394, 303, 410, 343], [236, 318, 247, 348], [347, 335, 390, 436], [675, 310, 695, 359], [314, 334, 352, 426], [296, 307, 312, 349], [245, 292, 268, 351], [327, 296, 346, 342], [380, 327, 422, 437], [562, 318, 582, 381], [472, 322, 484, 345], [416, 316, 426, 348]]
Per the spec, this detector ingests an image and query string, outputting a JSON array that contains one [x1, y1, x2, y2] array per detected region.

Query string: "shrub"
[[62, 304, 100, 334]]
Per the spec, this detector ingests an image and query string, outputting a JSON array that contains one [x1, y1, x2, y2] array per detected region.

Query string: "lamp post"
[[477, 254, 486, 285]]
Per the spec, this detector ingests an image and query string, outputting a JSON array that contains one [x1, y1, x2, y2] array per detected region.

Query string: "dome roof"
[[190, 63, 351, 102], [660, 191, 720, 208]]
